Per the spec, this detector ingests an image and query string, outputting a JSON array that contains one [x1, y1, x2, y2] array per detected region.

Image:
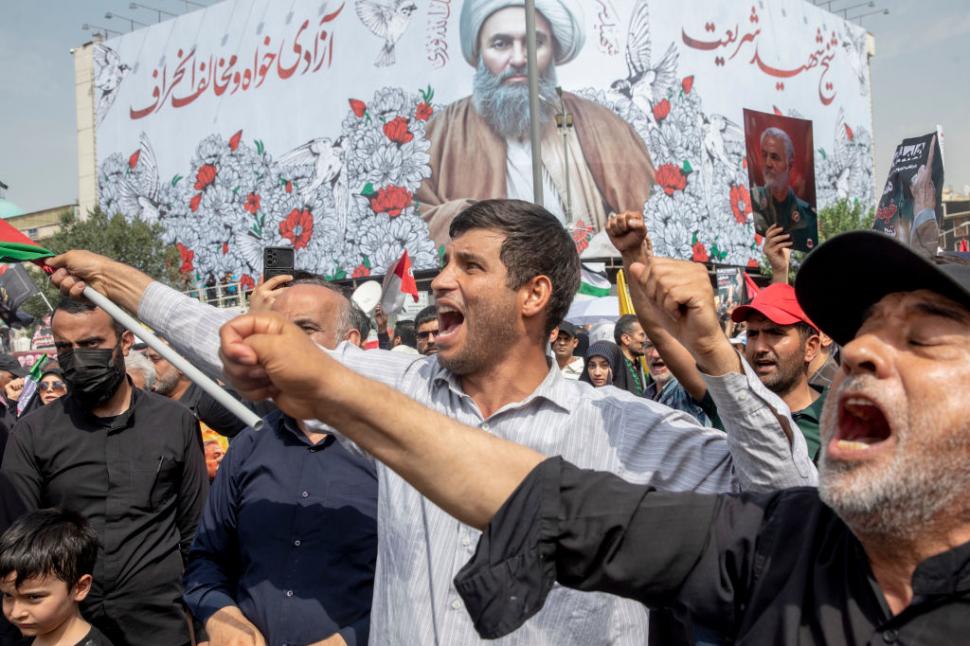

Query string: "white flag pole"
[[81, 285, 264, 431]]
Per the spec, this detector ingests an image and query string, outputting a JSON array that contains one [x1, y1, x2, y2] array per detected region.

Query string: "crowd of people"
[[0, 198, 964, 646]]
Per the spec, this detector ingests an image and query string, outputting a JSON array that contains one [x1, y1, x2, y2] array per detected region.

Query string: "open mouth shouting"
[[829, 394, 894, 460], [753, 357, 776, 376], [436, 303, 466, 347]]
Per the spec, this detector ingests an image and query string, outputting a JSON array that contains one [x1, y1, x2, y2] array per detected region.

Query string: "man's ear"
[[73, 574, 93, 603], [345, 329, 362, 347], [520, 275, 553, 325], [120, 329, 135, 356], [804, 333, 821, 365]]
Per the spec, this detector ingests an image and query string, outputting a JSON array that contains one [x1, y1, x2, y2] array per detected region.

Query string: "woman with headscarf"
[[579, 341, 635, 392], [37, 365, 68, 406]]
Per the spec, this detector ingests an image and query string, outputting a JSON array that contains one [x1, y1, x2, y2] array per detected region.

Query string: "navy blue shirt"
[[183, 411, 377, 646]]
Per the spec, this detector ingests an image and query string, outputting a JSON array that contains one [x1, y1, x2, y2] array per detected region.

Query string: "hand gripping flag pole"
[[0, 220, 263, 431]]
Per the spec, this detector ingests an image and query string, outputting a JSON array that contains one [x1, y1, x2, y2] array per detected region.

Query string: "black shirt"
[[75, 624, 114, 646], [184, 411, 377, 645], [454, 458, 970, 645], [177, 382, 247, 438], [1, 388, 209, 646]]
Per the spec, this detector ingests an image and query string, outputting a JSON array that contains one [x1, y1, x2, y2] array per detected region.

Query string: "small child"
[[0, 509, 112, 646]]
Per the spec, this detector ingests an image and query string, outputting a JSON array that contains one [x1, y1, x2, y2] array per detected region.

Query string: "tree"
[[817, 198, 876, 242], [21, 208, 181, 321]]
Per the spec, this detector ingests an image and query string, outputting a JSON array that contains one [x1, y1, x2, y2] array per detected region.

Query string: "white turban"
[[460, 0, 585, 67]]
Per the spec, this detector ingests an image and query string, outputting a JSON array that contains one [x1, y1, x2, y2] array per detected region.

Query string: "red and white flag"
[[380, 249, 418, 314]]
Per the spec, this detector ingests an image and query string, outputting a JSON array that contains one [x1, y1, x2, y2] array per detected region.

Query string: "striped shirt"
[[140, 282, 815, 646]]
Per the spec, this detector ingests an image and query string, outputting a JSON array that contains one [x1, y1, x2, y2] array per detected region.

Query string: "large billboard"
[[94, 0, 874, 284]]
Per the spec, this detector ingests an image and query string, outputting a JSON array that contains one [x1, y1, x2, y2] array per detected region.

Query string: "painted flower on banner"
[[280, 208, 314, 249], [730, 184, 752, 224], [655, 164, 687, 196], [99, 86, 437, 283]]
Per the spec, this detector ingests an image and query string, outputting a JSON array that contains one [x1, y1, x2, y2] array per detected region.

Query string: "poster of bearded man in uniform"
[[744, 108, 819, 253]]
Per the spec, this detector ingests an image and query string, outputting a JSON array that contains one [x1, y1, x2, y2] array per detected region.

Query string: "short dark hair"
[[614, 314, 640, 345], [0, 508, 98, 589], [415, 305, 438, 329], [794, 321, 820, 342], [450, 199, 580, 334], [53, 297, 125, 340], [394, 320, 417, 348]]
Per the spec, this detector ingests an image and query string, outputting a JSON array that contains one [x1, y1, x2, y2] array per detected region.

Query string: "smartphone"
[[263, 246, 295, 282]]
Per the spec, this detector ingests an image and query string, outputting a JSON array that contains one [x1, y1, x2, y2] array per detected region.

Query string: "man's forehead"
[[447, 229, 506, 256], [52, 307, 114, 337], [417, 318, 439, 331], [481, 6, 553, 39], [863, 289, 970, 325], [274, 284, 344, 313]]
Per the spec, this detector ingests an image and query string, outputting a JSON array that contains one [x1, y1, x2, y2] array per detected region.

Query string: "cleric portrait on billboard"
[[416, 0, 656, 245], [743, 108, 818, 252]]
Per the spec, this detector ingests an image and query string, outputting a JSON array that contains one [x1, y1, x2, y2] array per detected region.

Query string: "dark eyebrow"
[[455, 249, 488, 266], [912, 301, 970, 325]]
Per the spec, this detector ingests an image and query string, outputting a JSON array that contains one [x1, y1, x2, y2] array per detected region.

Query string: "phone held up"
[[263, 246, 295, 283]]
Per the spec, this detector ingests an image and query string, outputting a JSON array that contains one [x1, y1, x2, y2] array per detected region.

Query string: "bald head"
[[271, 283, 358, 349]]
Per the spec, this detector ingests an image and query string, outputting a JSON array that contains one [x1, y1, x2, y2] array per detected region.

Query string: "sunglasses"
[[40, 381, 67, 392]]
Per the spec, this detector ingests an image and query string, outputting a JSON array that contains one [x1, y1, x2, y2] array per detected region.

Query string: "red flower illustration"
[[349, 98, 367, 118], [415, 101, 433, 122], [730, 185, 752, 224], [240, 274, 255, 291], [691, 241, 709, 263], [754, 233, 764, 246], [682, 75, 694, 94], [222, 242, 229, 255], [369, 186, 412, 217], [844, 124, 855, 141], [571, 220, 593, 254], [285, 180, 293, 194], [655, 163, 687, 196], [228, 129, 243, 151], [352, 264, 371, 278], [194, 164, 217, 190], [189, 193, 203, 213], [383, 116, 414, 144], [176, 243, 194, 273], [279, 208, 314, 249], [243, 192, 261, 214], [128, 149, 141, 170], [747, 258, 760, 269], [652, 99, 671, 122]]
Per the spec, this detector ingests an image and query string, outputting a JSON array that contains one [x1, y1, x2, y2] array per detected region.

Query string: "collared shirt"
[[138, 281, 815, 646], [2, 387, 208, 646], [183, 411, 377, 646], [655, 377, 716, 428], [793, 387, 828, 461], [456, 457, 970, 645], [559, 355, 585, 380]]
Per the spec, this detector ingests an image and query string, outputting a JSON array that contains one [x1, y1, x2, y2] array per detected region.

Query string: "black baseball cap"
[[0, 355, 27, 378], [556, 321, 579, 338], [795, 230, 970, 346]]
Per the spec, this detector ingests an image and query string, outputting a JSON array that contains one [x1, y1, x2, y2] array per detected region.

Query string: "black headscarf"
[[579, 340, 634, 391]]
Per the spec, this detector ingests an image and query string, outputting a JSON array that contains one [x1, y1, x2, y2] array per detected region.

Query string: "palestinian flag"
[[0, 219, 54, 265], [17, 354, 48, 416], [380, 249, 419, 314], [578, 263, 611, 297]]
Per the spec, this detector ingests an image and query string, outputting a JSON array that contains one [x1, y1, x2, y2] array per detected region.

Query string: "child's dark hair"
[[0, 509, 98, 589]]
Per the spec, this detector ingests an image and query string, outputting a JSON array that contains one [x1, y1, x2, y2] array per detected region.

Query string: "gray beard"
[[472, 60, 558, 141]]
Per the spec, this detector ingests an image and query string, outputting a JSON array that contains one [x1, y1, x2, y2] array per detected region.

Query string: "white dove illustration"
[[355, 0, 419, 67], [118, 132, 163, 223], [610, 0, 678, 114], [93, 44, 130, 124], [841, 24, 869, 97], [277, 137, 345, 203]]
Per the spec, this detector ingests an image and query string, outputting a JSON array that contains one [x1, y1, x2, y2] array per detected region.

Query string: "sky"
[[1, 0, 968, 213]]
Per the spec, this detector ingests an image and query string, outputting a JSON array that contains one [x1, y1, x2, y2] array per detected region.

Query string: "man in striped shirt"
[[49, 199, 814, 645]]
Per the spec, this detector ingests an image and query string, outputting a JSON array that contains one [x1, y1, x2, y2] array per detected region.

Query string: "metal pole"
[[81, 285, 264, 431], [524, 0, 544, 206]]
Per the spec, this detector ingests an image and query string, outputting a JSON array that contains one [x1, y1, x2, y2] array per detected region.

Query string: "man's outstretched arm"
[[219, 312, 544, 529]]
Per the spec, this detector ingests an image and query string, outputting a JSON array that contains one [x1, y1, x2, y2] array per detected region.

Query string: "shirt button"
[[451, 599, 462, 609], [293, 539, 302, 547], [461, 537, 470, 546], [285, 590, 294, 598], [301, 491, 309, 498], [882, 629, 898, 643], [480, 422, 490, 431]]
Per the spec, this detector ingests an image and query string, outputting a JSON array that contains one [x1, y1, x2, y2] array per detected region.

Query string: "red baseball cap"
[[731, 283, 817, 330]]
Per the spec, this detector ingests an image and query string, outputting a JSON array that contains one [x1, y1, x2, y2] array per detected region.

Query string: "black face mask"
[[59, 344, 127, 409]]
